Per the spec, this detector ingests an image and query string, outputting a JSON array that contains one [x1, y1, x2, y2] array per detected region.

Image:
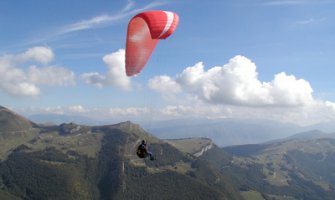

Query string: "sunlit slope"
[[0, 106, 38, 159], [166, 137, 213, 156], [0, 106, 36, 132], [221, 136, 335, 200]]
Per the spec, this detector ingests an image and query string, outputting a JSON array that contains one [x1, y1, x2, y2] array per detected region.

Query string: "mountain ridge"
[[28, 112, 335, 147], [0, 106, 37, 132], [2, 105, 335, 199], [0, 106, 241, 200]]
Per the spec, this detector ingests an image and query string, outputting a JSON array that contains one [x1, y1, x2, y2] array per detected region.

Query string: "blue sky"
[[1, 0, 335, 125]]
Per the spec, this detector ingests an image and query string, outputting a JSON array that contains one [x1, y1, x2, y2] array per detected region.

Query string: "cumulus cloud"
[[17, 46, 54, 64], [21, 105, 152, 122], [148, 100, 335, 125], [17, 98, 335, 125], [28, 66, 75, 86], [82, 49, 132, 90], [149, 55, 314, 107], [23, 105, 87, 116], [148, 75, 181, 98], [68, 105, 87, 113], [145, 55, 335, 125], [0, 46, 75, 96], [109, 107, 149, 116]]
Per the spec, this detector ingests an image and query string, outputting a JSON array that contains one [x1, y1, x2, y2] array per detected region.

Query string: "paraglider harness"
[[136, 142, 148, 158], [136, 140, 154, 160]]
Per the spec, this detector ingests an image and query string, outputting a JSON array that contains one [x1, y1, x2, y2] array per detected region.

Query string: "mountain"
[[0, 106, 242, 200], [0, 106, 36, 132], [166, 137, 213, 157], [306, 121, 335, 133], [287, 129, 335, 140], [145, 118, 303, 146], [0, 106, 38, 160], [221, 135, 335, 200], [2, 105, 335, 200], [29, 114, 335, 147], [29, 113, 103, 126]]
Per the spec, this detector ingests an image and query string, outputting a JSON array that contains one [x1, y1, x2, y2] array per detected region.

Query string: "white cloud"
[[269, 72, 314, 106], [296, 18, 316, 25], [16, 99, 335, 126], [0, 46, 75, 97], [58, 1, 167, 35], [151, 100, 335, 126], [68, 105, 87, 113], [146, 55, 335, 125], [148, 75, 181, 97], [2, 82, 40, 97], [60, 14, 119, 34], [295, 18, 326, 25], [81, 72, 106, 88], [109, 107, 149, 116], [28, 66, 75, 86], [123, 0, 136, 12], [24, 105, 87, 116], [158, 104, 230, 118], [21, 105, 152, 121], [82, 49, 132, 90], [17, 46, 54, 64], [149, 55, 314, 107], [325, 101, 335, 111], [24, 1, 168, 46]]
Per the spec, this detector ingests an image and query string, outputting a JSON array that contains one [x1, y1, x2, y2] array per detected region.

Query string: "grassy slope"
[[0, 106, 35, 132], [0, 120, 244, 199], [241, 190, 265, 200], [166, 137, 212, 155], [221, 138, 335, 200], [0, 107, 39, 160]]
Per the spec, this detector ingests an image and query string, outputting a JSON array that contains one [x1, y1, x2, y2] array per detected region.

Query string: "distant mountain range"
[[2, 105, 335, 200], [28, 113, 104, 126], [29, 113, 335, 147], [144, 118, 304, 146]]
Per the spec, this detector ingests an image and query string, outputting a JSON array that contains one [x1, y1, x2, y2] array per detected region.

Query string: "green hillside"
[[166, 137, 212, 155], [0, 106, 242, 200], [0, 106, 38, 160], [2, 105, 335, 200], [220, 138, 335, 200], [0, 106, 36, 132]]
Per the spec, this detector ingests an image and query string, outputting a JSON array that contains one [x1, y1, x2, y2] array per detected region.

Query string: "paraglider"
[[136, 140, 155, 160], [125, 10, 179, 76]]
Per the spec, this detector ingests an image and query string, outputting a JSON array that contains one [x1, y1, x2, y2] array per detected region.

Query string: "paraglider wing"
[[125, 11, 179, 76]]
